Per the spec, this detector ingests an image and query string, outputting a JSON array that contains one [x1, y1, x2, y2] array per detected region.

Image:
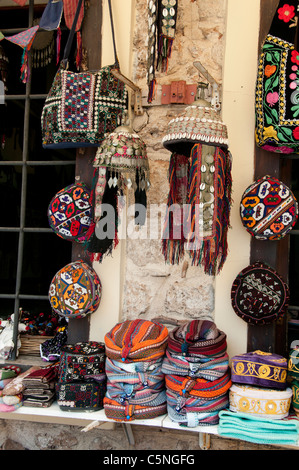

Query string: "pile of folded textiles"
[[55, 341, 107, 411], [0, 366, 40, 411], [103, 319, 169, 421], [162, 319, 231, 427], [0, 366, 22, 411], [218, 350, 298, 445], [22, 363, 58, 408]]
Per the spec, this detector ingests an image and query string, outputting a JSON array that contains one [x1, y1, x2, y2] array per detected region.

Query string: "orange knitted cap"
[[104, 319, 168, 363]]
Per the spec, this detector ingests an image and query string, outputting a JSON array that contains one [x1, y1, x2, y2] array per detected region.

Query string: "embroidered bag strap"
[[267, 0, 298, 44], [62, 0, 119, 68]]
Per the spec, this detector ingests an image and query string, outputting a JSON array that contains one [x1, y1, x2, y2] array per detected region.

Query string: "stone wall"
[[122, 0, 226, 326]]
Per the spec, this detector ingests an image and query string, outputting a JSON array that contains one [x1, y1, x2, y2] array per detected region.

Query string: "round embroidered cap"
[[48, 183, 92, 243], [231, 350, 288, 390], [49, 261, 102, 319], [162, 105, 229, 156], [231, 261, 289, 325], [104, 319, 168, 363], [291, 380, 299, 417], [229, 384, 292, 419], [240, 175, 298, 240]]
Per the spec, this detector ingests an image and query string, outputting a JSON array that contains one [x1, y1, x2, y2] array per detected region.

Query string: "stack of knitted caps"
[[162, 320, 231, 427], [229, 350, 292, 419], [287, 346, 299, 416], [104, 319, 168, 421]]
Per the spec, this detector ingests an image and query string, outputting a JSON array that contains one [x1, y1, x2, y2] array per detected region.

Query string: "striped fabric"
[[167, 320, 227, 358], [105, 357, 166, 407], [165, 371, 232, 399], [166, 389, 229, 427], [162, 349, 229, 381], [103, 397, 167, 421], [104, 319, 168, 363]]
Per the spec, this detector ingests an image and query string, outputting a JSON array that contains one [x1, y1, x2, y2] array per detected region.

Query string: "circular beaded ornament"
[[49, 261, 102, 319], [240, 175, 298, 240], [48, 183, 92, 243], [231, 262, 289, 325]]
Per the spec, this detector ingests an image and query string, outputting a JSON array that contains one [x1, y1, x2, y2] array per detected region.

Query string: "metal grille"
[[0, 0, 75, 359]]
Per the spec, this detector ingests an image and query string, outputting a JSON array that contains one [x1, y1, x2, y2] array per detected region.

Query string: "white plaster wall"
[[215, 0, 260, 358]]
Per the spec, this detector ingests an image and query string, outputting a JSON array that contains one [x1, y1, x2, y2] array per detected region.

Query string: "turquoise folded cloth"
[[218, 409, 299, 446]]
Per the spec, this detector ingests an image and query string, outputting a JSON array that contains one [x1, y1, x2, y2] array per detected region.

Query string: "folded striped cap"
[[104, 319, 168, 363], [165, 371, 232, 400], [167, 320, 227, 358]]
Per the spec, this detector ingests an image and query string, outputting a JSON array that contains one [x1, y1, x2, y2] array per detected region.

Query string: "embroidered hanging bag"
[[255, 0, 299, 154], [41, 0, 127, 148]]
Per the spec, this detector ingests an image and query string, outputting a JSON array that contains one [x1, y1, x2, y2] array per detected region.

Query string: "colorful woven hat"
[[56, 380, 106, 411], [162, 105, 229, 156], [93, 125, 150, 192], [229, 384, 292, 419], [291, 380, 299, 416], [288, 347, 299, 380], [167, 320, 227, 358], [104, 319, 168, 363], [240, 175, 298, 240], [48, 261, 102, 319], [162, 349, 229, 381], [166, 388, 229, 427], [48, 183, 92, 243], [103, 396, 167, 421], [231, 350, 288, 390], [58, 341, 106, 383], [231, 261, 289, 325], [165, 371, 232, 400]]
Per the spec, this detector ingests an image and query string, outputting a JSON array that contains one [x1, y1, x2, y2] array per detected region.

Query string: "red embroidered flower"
[[293, 127, 299, 140], [291, 50, 299, 65], [278, 4, 295, 22]]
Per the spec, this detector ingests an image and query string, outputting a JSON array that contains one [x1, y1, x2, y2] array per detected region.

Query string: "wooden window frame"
[[249, 0, 292, 357]]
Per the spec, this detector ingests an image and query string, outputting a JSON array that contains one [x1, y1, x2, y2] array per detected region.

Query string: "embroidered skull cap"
[[240, 175, 298, 240], [231, 261, 289, 325], [49, 261, 102, 319], [48, 182, 92, 243], [229, 383, 292, 419], [231, 350, 288, 390]]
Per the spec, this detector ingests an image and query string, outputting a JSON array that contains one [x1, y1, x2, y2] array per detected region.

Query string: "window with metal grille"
[[0, 1, 77, 359]]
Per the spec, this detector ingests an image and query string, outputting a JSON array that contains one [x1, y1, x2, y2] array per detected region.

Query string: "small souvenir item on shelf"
[[41, 0, 127, 149], [22, 364, 58, 408], [58, 341, 106, 383], [231, 350, 288, 390], [56, 380, 106, 411], [48, 183, 92, 243], [240, 175, 298, 240], [161, 104, 232, 275], [231, 261, 289, 325], [255, 0, 299, 154], [40, 326, 68, 362], [229, 384, 292, 419], [48, 261, 102, 319], [103, 319, 168, 421]]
